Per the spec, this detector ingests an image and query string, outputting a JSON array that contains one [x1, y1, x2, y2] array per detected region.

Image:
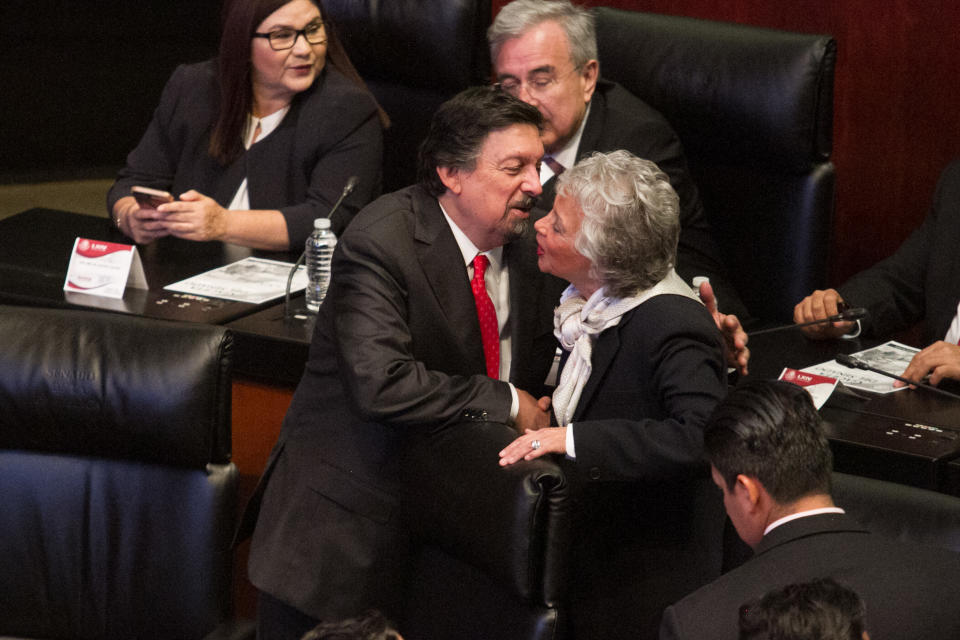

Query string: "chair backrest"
[[401, 421, 570, 640], [833, 472, 960, 553], [594, 9, 837, 322], [324, 0, 492, 192], [0, 306, 237, 640]]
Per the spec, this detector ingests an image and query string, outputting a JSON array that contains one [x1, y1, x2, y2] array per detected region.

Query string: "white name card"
[[778, 367, 838, 409], [63, 237, 148, 299]]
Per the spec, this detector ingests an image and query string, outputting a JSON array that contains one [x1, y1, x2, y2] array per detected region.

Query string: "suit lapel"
[[572, 318, 622, 421], [237, 90, 309, 209], [576, 82, 609, 164], [505, 232, 567, 390], [412, 191, 486, 372], [245, 120, 294, 208], [506, 234, 541, 373], [532, 85, 607, 220]]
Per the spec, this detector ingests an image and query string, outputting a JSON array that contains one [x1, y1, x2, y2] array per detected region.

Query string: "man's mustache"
[[509, 196, 537, 212]]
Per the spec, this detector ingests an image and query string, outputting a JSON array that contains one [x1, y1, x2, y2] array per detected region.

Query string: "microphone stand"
[[835, 353, 960, 401], [750, 308, 868, 336], [283, 176, 359, 321]]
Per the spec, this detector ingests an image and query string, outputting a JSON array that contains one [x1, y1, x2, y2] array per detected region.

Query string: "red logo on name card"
[[76, 240, 132, 258], [780, 368, 836, 388]]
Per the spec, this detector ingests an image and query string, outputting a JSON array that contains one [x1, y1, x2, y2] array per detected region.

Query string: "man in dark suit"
[[488, 0, 749, 322], [659, 380, 960, 640], [793, 158, 960, 387], [243, 87, 566, 640]]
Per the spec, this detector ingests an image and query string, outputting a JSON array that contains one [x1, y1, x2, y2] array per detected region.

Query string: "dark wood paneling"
[[0, 1, 219, 181], [493, 0, 960, 292]]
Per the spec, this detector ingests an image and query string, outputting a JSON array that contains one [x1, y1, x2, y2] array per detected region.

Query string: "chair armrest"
[[403, 421, 570, 605]]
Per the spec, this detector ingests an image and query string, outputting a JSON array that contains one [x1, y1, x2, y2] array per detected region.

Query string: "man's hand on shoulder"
[[793, 288, 855, 339], [700, 280, 750, 375], [897, 341, 960, 387]]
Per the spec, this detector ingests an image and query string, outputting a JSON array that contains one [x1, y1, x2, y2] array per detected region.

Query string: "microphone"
[[835, 353, 960, 401], [750, 307, 868, 337], [284, 176, 360, 320]]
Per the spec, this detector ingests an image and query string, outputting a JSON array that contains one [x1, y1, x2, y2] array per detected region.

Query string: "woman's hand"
[[498, 426, 567, 466], [158, 190, 228, 242], [114, 195, 171, 244]]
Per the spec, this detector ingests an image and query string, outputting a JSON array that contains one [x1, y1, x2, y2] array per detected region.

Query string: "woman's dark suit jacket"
[[561, 294, 728, 640], [106, 60, 383, 247]]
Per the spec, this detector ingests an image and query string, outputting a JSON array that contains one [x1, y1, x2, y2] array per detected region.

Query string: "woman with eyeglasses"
[[107, 0, 386, 250]]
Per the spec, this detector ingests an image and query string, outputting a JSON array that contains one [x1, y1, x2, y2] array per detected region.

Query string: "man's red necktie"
[[471, 254, 500, 379]]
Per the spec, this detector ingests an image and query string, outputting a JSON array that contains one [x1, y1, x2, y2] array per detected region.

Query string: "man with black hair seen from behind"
[[660, 379, 960, 640]]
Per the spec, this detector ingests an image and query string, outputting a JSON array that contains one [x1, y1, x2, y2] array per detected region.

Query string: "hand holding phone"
[[131, 186, 174, 209]]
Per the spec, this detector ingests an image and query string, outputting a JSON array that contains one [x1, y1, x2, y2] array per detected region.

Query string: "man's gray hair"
[[488, 0, 597, 69], [556, 150, 680, 298]]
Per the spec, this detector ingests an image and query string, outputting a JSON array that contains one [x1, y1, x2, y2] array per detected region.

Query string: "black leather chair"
[[833, 471, 960, 553], [402, 421, 570, 640], [324, 0, 492, 193], [594, 9, 837, 323], [0, 306, 251, 640]]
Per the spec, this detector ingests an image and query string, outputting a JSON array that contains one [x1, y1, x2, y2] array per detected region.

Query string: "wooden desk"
[[6, 207, 960, 610], [747, 329, 960, 495]]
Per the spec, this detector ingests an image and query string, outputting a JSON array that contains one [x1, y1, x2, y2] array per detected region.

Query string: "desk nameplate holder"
[[63, 237, 147, 299]]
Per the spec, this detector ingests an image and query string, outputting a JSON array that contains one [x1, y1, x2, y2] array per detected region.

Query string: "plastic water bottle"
[[304, 218, 337, 312]]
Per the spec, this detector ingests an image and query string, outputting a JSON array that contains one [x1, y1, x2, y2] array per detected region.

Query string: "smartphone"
[[131, 186, 174, 209]]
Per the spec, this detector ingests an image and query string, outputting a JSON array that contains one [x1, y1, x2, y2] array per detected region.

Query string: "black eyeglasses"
[[253, 20, 326, 51], [494, 66, 581, 98]]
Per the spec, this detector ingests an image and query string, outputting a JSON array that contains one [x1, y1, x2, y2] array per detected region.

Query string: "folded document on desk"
[[165, 256, 306, 304], [799, 341, 919, 395]]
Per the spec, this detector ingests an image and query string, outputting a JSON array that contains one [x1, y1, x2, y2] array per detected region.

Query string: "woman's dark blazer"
[[568, 293, 726, 482], [561, 293, 728, 640], [106, 59, 383, 247]]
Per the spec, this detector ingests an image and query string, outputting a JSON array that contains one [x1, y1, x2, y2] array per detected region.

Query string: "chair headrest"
[[595, 8, 836, 171], [0, 306, 233, 468], [324, 0, 491, 90]]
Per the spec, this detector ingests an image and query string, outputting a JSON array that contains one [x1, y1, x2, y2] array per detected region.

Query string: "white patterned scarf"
[[551, 268, 700, 426]]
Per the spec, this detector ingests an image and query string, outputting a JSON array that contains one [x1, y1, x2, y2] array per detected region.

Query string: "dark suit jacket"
[[106, 60, 383, 248], [569, 295, 726, 482], [839, 158, 960, 344], [562, 296, 728, 640], [533, 79, 748, 319], [660, 512, 960, 640], [245, 185, 566, 620]]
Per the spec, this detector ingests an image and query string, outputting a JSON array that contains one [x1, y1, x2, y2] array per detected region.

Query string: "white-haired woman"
[[499, 150, 727, 640], [499, 150, 726, 474]]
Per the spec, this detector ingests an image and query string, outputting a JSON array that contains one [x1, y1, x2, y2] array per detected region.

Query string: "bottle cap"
[[313, 218, 331, 230]]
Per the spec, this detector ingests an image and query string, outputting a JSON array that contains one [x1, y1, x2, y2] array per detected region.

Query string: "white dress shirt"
[[945, 301, 960, 344], [438, 203, 519, 420], [539, 102, 592, 185], [764, 507, 846, 536]]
